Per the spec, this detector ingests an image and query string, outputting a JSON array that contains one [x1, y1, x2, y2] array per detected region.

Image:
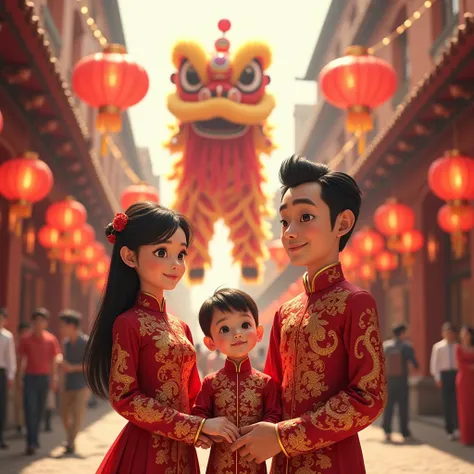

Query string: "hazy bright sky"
[[118, 0, 331, 310]]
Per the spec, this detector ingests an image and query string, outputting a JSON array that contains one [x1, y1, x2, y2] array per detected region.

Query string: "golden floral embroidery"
[[110, 334, 135, 402], [277, 285, 386, 465], [209, 370, 269, 474]]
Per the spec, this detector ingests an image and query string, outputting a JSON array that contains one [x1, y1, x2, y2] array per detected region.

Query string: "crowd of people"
[[381, 320, 474, 446], [0, 307, 90, 455]]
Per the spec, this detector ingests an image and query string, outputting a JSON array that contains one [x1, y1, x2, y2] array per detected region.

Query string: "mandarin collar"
[[136, 291, 166, 313], [223, 357, 252, 374], [303, 262, 345, 295]]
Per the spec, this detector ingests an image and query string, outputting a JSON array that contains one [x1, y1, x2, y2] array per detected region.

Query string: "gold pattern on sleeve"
[[110, 334, 135, 402]]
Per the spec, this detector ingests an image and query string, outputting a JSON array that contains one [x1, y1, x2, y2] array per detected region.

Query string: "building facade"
[[0, 0, 150, 335], [257, 0, 474, 415]]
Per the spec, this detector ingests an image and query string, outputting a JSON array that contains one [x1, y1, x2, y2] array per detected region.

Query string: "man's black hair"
[[32, 307, 50, 321], [279, 154, 362, 251], [199, 288, 259, 338], [0, 308, 7, 318], [59, 309, 82, 328], [442, 321, 456, 332], [392, 323, 408, 338]]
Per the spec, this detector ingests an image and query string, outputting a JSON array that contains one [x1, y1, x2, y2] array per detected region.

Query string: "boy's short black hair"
[[32, 308, 50, 321], [392, 323, 408, 337], [199, 288, 259, 338], [279, 154, 362, 251], [59, 309, 82, 328], [0, 308, 7, 318]]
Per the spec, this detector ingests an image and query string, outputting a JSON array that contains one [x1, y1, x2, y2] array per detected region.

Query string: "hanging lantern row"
[[72, 44, 149, 155], [428, 150, 474, 259], [0, 151, 53, 236]]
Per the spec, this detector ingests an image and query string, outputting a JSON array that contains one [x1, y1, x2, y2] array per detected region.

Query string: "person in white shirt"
[[430, 322, 459, 440], [0, 308, 17, 449]]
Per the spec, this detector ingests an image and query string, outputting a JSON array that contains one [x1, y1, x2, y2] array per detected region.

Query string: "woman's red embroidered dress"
[[455, 344, 474, 445], [97, 292, 205, 474]]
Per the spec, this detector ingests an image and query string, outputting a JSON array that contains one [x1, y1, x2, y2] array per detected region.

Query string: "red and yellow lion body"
[[164, 20, 275, 283]]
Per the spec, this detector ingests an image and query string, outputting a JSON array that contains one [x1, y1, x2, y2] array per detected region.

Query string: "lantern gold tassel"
[[450, 230, 465, 260], [346, 106, 372, 155]]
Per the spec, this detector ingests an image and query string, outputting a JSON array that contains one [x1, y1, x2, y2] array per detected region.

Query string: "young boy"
[[231, 155, 387, 473], [192, 288, 281, 473]]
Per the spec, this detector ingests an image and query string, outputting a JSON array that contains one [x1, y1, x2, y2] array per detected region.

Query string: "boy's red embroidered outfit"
[[265, 263, 387, 474], [192, 357, 281, 473]]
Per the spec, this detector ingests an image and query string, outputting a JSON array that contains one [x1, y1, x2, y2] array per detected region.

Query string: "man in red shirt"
[[19, 308, 62, 455]]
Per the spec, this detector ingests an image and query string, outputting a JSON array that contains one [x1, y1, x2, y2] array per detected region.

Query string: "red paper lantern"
[[359, 262, 376, 283], [38, 225, 60, 249], [438, 203, 474, 258], [59, 223, 95, 249], [398, 229, 424, 254], [340, 247, 360, 270], [76, 264, 93, 282], [81, 242, 106, 264], [397, 229, 424, 277], [375, 250, 398, 272], [319, 46, 397, 152], [375, 250, 398, 288], [428, 150, 474, 202], [46, 196, 87, 231], [374, 198, 415, 238], [120, 183, 159, 211], [268, 239, 289, 269], [0, 152, 53, 233], [72, 44, 149, 135], [352, 228, 384, 257], [92, 256, 111, 278]]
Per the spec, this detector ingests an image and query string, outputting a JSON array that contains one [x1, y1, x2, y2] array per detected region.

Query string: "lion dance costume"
[[165, 19, 275, 283]]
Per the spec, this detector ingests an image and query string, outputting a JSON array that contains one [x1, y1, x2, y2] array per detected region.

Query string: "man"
[[0, 308, 16, 449], [382, 323, 419, 442], [430, 322, 459, 440], [58, 310, 89, 454], [231, 155, 387, 473], [14, 322, 30, 435], [19, 308, 62, 455]]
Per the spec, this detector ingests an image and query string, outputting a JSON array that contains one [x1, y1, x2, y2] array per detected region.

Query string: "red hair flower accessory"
[[107, 212, 128, 245], [112, 212, 128, 232]]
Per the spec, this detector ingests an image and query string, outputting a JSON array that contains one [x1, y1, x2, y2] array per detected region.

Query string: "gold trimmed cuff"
[[193, 418, 206, 446], [275, 423, 290, 458]]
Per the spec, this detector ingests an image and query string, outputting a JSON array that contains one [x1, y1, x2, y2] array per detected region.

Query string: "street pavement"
[[1, 402, 473, 473]]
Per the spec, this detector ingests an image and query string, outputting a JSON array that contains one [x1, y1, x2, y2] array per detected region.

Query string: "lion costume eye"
[[179, 60, 202, 93], [236, 59, 262, 93]]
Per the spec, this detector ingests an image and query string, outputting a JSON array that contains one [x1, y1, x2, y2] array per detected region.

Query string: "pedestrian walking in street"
[[84, 203, 235, 474], [456, 325, 474, 446], [14, 322, 30, 435], [0, 308, 16, 449], [58, 309, 90, 454], [18, 308, 62, 455], [430, 322, 459, 440], [382, 323, 419, 442]]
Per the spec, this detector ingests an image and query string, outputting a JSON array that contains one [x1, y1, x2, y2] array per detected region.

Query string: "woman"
[[84, 203, 239, 473], [455, 325, 474, 446]]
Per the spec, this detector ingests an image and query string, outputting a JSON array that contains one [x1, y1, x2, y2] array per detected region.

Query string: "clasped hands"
[[196, 418, 282, 464]]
